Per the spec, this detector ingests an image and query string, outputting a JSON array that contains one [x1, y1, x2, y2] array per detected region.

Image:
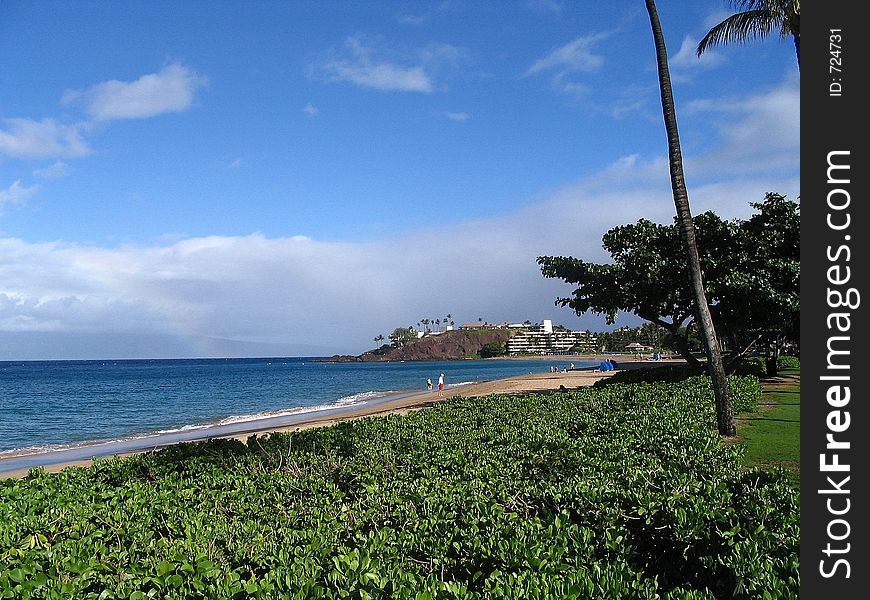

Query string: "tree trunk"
[[793, 32, 800, 69], [766, 338, 781, 377], [644, 0, 736, 436], [671, 324, 702, 369]]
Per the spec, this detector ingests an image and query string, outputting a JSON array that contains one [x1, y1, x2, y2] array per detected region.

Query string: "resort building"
[[506, 320, 597, 355]]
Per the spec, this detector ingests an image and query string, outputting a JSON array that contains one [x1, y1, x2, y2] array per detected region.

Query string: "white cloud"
[[687, 77, 800, 177], [701, 8, 732, 30], [0, 180, 40, 206], [670, 35, 725, 74], [61, 63, 207, 120], [525, 34, 607, 77], [33, 161, 73, 180], [524, 33, 610, 98], [444, 111, 470, 121], [0, 118, 91, 159], [303, 103, 320, 116], [313, 37, 437, 93]]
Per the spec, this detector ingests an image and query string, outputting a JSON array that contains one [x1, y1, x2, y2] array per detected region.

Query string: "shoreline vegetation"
[[0, 361, 799, 597], [0, 355, 678, 480]]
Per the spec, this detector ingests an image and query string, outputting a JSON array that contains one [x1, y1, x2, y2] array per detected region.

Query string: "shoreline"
[[0, 356, 684, 479]]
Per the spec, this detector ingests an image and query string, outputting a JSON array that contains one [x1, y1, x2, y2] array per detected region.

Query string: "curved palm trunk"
[[644, 0, 736, 436], [793, 31, 800, 68]]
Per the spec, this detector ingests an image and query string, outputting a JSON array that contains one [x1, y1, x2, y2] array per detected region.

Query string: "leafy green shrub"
[[733, 357, 767, 377], [0, 377, 794, 598], [735, 355, 800, 376], [777, 355, 800, 369], [479, 342, 507, 358]]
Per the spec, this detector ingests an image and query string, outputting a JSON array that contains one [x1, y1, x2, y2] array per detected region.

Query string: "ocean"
[[0, 356, 593, 468]]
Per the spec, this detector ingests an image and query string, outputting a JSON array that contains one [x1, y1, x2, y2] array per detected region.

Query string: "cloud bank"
[[0, 161, 798, 358], [0, 78, 798, 359]]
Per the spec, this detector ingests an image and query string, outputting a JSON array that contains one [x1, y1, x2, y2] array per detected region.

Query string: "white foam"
[[209, 390, 397, 426], [156, 423, 212, 434], [0, 433, 161, 459], [335, 390, 397, 405]]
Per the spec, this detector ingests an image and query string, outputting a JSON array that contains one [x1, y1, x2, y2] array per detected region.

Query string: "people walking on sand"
[[427, 378, 433, 391], [438, 373, 444, 396]]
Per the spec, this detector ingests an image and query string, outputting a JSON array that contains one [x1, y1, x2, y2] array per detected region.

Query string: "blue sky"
[[0, 0, 799, 359]]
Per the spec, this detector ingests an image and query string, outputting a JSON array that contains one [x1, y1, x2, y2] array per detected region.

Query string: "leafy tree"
[[373, 334, 385, 345], [539, 193, 798, 376], [712, 193, 799, 375], [697, 0, 800, 68], [645, 0, 734, 435], [389, 327, 417, 348]]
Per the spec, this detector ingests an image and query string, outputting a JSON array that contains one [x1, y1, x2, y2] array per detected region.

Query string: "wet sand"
[[0, 356, 684, 479]]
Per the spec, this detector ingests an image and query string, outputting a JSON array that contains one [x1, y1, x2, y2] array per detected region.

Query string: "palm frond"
[[696, 10, 778, 56]]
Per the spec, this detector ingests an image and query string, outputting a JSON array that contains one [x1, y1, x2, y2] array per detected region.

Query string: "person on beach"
[[438, 373, 444, 396], [427, 378, 433, 391]]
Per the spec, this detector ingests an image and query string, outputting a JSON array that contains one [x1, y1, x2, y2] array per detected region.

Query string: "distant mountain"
[[0, 331, 346, 361]]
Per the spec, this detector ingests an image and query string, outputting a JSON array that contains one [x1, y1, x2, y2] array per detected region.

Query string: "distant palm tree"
[[373, 334, 385, 345], [646, 0, 736, 436], [696, 0, 800, 68]]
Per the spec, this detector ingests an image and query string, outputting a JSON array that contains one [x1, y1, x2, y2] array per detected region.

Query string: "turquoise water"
[[0, 357, 592, 457]]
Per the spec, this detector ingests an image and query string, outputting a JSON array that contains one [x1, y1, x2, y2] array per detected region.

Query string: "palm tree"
[[645, 0, 736, 436], [373, 334, 385, 346], [696, 0, 800, 68]]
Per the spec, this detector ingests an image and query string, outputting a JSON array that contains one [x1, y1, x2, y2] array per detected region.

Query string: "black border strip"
[[801, 2, 868, 595]]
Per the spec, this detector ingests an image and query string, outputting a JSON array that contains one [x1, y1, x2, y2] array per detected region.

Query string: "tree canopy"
[[538, 193, 799, 374], [388, 327, 418, 348]]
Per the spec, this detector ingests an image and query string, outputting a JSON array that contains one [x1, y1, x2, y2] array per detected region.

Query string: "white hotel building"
[[505, 320, 597, 355]]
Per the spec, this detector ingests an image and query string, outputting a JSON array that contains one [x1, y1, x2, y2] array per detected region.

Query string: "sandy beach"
[[0, 356, 684, 479]]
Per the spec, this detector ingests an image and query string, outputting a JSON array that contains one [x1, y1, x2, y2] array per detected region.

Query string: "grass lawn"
[[735, 367, 800, 485]]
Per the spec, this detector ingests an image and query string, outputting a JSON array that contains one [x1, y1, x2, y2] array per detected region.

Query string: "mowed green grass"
[[737, 367, 800, 485]]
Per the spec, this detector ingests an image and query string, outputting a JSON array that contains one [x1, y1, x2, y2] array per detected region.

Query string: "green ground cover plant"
[[1, 376, 798, 598]]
